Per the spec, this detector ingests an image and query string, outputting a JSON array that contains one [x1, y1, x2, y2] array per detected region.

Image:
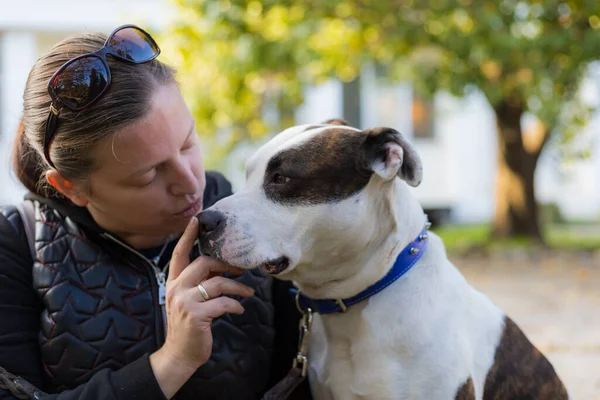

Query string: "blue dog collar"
[[292, 223, 431, 314]]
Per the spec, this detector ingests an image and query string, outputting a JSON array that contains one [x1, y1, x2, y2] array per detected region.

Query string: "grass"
[[545, 224, 600, 251], [432, 223, 600, 253]]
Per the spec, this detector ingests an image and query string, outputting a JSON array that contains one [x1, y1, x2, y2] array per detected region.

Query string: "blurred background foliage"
[[158, 0, 600, 242]]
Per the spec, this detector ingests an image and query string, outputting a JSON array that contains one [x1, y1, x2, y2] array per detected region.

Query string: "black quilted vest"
[[3, 196, 276, 399]]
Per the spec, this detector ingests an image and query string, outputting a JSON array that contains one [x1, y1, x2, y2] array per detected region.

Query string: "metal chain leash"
[[0, 366, 46, 400]]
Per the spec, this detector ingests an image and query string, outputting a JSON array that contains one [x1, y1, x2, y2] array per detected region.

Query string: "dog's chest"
[[307, 311, 412, 400], [308, 315, 471, 400], [304, 279, 503, 400]]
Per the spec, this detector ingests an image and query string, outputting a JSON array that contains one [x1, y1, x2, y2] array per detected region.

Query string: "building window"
[[411, 94, 434, 139], [341, 64, 436, 138]]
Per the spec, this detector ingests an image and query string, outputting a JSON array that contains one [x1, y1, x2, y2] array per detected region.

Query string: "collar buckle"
[[335, 299, 348, 313]]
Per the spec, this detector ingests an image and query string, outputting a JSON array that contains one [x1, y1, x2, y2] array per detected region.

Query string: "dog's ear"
[[322, 118, 350, 126], [361, 127, 423, 187]]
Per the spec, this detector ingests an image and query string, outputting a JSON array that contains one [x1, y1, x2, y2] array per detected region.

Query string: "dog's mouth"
[[200, 246, 290, 275], [259, 256, 290, 275]]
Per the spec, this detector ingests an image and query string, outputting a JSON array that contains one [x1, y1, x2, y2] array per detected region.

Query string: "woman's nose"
[[169, 161, 200, 196]]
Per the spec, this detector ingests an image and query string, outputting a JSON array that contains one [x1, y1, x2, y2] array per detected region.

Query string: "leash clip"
[[292, 300, 313, 378]]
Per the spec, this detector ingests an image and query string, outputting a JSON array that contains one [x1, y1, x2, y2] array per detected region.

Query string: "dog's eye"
[[272, 173, 290, 185]]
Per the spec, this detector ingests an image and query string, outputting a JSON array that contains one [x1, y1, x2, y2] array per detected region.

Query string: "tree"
[[386, 0, 600, 242], [160, 0, 600, 241]]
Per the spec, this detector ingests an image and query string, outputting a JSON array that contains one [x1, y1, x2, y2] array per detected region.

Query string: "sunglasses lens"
[[51, 56, 109, 110], [108, 27, 159, 63]]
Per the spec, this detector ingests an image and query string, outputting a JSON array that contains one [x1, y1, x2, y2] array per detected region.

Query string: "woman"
[[0, 25, 310, 400]]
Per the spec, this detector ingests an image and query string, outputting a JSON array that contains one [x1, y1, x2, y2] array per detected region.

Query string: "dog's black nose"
[[197, 210, 225, 235]]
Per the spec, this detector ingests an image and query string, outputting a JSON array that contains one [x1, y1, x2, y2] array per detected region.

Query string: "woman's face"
[[81, 83, 206, 247]]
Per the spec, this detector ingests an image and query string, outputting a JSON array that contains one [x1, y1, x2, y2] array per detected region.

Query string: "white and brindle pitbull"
[[197, 119, 568, 400]]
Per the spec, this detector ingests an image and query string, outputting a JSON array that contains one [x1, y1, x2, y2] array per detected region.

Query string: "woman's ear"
[[45, 170, 89, 207]]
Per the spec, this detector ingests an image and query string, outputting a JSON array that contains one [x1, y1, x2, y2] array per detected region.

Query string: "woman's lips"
[[176, 197, 203, 217]]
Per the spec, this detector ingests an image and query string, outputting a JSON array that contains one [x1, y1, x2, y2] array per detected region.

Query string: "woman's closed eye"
[[181, 132, 199, 152], [181, 140, 194, 152], [135, 169, 157, 187]]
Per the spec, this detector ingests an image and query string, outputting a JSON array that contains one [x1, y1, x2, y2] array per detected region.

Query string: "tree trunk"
[[492, 99, 547, 243]]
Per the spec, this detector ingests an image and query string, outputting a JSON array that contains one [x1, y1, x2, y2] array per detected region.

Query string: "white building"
[[1, 0, 598, 223]]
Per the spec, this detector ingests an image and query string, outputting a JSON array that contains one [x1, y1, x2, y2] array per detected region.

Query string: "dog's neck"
[[292, 178, 427, 299]]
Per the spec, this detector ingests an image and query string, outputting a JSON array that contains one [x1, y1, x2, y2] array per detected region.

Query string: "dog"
[[197, 119, 568, 400]]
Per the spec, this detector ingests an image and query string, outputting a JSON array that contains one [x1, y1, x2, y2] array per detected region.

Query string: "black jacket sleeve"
[[0, 211, 166, 400]]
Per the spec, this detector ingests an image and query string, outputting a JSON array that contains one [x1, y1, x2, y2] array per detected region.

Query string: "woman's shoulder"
[[0, 202, 30, 249], [0, 202, 34, 277]]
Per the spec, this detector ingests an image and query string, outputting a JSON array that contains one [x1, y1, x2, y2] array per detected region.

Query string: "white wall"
[[441, 91, 498, 223], [541, 117, 600, 221], [0, 0, 172, 32], [0, 32, 37, 205], [295, 79, 343, 126]]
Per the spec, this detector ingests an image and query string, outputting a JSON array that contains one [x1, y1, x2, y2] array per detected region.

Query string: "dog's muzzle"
[[197, 210, 226, 255], [196, 210, 291, 274]]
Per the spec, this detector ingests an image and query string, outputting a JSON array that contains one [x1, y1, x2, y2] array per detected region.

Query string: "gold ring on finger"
[[197, 282, 210, 301]]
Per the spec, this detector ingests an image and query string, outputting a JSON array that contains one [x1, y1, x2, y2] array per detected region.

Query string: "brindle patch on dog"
[[263, 127, 420, 205], [454, 377, 475, 400], [483, 317, 568, 400], [263, 128, 371, 205]]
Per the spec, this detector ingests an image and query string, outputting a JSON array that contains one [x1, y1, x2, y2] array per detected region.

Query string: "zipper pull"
[[156, 271, 167, 305]]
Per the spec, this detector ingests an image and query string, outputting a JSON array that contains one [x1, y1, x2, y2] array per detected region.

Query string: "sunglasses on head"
[[43, 24, 161, 168]]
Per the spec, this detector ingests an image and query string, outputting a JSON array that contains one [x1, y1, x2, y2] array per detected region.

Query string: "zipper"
[[153, 266, 168, 336], [100, 233, 178, 343]]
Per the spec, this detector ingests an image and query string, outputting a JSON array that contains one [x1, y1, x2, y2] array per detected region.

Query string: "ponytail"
[[11, 118, 62, 199]]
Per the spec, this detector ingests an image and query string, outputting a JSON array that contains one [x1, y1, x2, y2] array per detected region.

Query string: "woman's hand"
[[150, 217, 254, 399]]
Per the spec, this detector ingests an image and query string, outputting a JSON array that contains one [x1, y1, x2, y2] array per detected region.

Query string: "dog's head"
[[197, 119, 423, 282]]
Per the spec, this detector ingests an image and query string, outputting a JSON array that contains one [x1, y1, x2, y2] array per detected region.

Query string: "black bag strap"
[[15, 201, 36, 260], [1, 202, 45, 399], [261, 367, 306, 400]]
